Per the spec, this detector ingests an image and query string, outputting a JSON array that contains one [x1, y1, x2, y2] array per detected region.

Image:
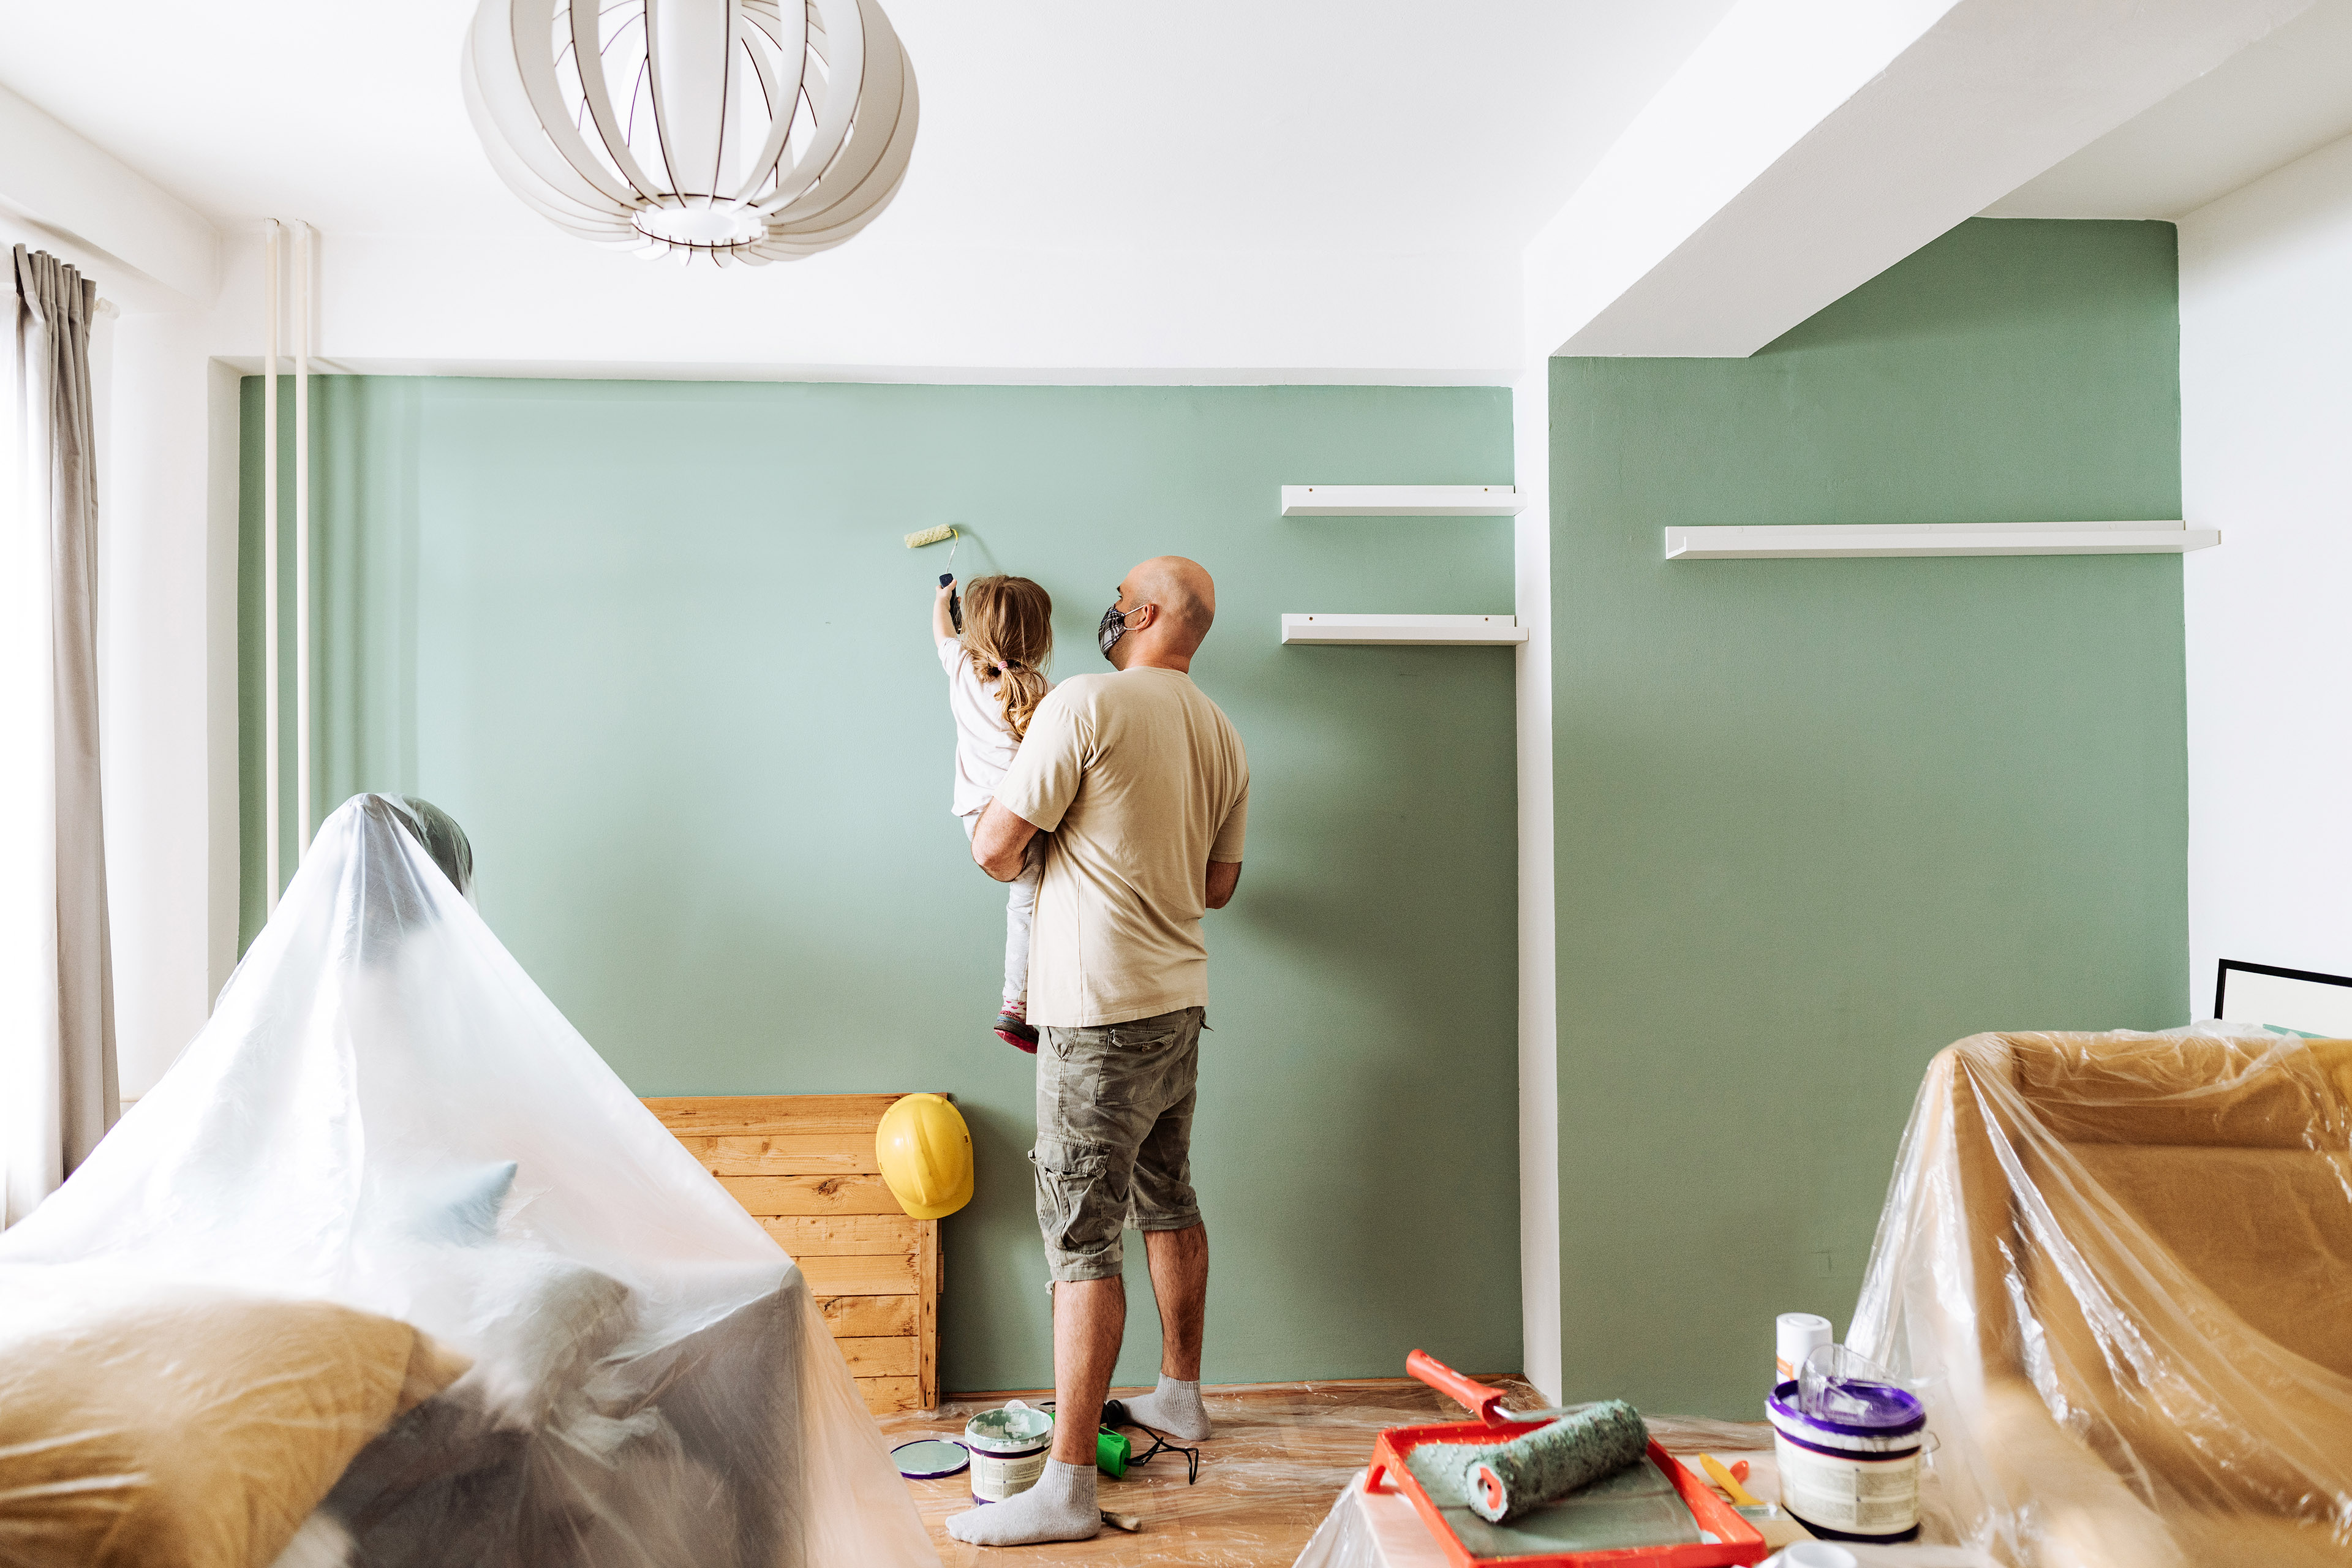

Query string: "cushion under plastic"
[[0, 1273, 469, 1568]]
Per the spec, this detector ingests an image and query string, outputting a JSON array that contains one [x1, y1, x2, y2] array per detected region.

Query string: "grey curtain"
[[8, 244, 115, 1218]]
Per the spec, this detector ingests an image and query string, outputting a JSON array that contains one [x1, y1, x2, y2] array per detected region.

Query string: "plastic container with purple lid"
[[1765, 1357, 1926, 1544]]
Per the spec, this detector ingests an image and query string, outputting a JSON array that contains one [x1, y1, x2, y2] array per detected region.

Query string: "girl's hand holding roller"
[[932, 576, 959, 643]]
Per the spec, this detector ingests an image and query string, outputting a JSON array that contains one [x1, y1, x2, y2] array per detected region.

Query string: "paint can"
[[1766, 1377, 1924, 1543], [963, 1401, 1055, 1504], [1774, 1312, 1833, 1382]]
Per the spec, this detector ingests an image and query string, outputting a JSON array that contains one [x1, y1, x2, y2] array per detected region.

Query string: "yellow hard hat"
[[876, 1093, 973, 1219]]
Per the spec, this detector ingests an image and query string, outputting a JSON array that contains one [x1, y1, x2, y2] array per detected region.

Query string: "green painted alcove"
[[1550, 218, 2190, 1415]]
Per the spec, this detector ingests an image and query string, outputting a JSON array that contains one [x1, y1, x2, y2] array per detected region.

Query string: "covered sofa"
[[1850, 1028, 2352, 1567]]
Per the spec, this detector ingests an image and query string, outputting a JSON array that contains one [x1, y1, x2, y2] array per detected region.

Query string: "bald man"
[[950, 556, 1250, 1547]]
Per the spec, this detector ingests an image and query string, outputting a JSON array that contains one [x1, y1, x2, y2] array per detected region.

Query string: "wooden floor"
[[876, 1378, 1778, 1567]]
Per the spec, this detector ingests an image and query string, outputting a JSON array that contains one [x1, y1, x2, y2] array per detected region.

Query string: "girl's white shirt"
[[938, 637, 1042, 816]]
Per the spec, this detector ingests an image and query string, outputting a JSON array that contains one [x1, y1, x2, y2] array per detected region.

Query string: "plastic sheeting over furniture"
[[1849, 1029, 2352, 1568], [0, 793, 938, 1568]]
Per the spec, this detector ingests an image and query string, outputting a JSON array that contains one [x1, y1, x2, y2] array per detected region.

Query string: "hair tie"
[[995, 660, 1012, 673]]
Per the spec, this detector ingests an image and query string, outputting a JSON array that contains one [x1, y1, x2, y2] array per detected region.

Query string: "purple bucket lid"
[[1768, 1378, 1925, 1439]]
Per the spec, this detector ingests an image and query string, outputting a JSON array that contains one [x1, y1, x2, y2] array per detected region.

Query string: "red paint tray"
[[1364, 1353, 1770, 1568]]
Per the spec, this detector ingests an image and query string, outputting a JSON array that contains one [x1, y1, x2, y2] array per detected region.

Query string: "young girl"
[[933, 573, 1054, 1050]]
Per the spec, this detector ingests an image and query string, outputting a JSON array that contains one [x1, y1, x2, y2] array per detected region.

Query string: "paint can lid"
[[1768, 1378, 1926, 1447], [891, 1438, 971, 1479], [1791, 1345, 1924, 1430]]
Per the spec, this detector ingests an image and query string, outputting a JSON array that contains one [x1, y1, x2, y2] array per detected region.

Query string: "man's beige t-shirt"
[[992, 666, 1249, 1028]]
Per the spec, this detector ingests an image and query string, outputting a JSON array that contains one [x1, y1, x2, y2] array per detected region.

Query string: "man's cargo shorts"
[[1030, 1005, 1204, 1283]]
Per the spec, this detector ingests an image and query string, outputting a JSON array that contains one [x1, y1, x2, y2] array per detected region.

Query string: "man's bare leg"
[[1051, 1276, 1127, 1462], [1145, 1223, 1207, 1378], [1120, 1222, 1212, 1438], [945, 1276, 1121, 1546]]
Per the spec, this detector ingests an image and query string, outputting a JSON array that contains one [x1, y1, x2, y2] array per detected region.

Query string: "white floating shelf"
[[1281, 484, 1525, 518], [1281, 614, 1526, 646], [1664, 520, 2219, 560]]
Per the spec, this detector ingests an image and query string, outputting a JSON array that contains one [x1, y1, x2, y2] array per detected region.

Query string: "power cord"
[[1122, 1423, 1201, 1485], [1039, 1400, 1202, 1486]]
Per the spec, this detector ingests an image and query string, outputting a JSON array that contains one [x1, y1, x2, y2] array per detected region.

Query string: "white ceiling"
[[0, 0, 1739, 255], [1986, 0, 2352, 220]]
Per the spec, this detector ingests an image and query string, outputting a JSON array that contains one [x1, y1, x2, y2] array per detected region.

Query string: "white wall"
[[207, 228, 1520, 383], [0, 82, 216, 307], [2179, 132, 2352, 1005], [100, 313, 241, 1096], [1510, 364, 1561, 1403]]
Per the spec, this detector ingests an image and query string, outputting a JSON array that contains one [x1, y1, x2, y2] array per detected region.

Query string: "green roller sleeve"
[[1096, 1428, 1131, 1479], [1467, 1400, 1649, 1525]]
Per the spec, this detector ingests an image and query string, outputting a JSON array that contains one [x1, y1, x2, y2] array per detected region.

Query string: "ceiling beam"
[[0, 83, 219, 308], [1525, 0, 2312, 359]]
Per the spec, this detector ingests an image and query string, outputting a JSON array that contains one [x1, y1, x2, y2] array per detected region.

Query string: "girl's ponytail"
[[992, 665, 1050, 739], [959, 576, 1055, 739]]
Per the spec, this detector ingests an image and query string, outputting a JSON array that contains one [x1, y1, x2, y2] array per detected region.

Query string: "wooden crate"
[[644, 1093, 940, 1415]]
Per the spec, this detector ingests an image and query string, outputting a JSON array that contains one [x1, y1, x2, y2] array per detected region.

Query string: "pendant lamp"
[[462, 0, 918, 266]]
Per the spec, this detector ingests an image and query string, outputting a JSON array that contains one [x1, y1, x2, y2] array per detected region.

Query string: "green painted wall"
[[241, 378, 1521, 1390], [1549, 219, 2188, 1415]]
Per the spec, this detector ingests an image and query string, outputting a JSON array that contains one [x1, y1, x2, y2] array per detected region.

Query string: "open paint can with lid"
[[1766, 1351, 1926, 1543], [963, 1401, 1055, 1504]]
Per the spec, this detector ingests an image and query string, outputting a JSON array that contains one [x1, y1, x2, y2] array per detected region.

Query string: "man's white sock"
[[944, 1460, 1101, 1547], [1121, 1374, 1212, 1441]]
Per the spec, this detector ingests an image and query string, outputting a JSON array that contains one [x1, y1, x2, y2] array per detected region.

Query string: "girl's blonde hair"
[[961, 575, 1054, 739]]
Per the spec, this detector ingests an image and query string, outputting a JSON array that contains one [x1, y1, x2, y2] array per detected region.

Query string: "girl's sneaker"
[[993, 1012, 1039, 1054]]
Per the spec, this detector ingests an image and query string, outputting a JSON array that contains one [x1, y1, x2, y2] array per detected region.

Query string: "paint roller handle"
[[1406, 1349, 1507, 1425]]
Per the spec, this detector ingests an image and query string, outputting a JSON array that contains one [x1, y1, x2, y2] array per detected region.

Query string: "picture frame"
[[2213, 959, 2352, 1039]]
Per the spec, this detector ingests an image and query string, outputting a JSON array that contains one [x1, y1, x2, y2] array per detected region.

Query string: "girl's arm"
[[932, 578, 957, 645]]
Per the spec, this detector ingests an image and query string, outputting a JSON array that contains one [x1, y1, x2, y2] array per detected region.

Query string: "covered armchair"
[[1850, 1030, 2352, 1568], [0, 794, 935, 1567]]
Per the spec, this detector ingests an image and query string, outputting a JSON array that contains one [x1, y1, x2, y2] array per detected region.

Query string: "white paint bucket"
[[963, 1401, 1054, 1504], [1765, 1378, 1925, 1543]]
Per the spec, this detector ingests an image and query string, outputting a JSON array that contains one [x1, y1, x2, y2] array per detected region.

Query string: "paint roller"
[[1466, 1400, 1649, 1524], [905, 524, 960, 630], [1406, 1351, 1651, 1525]]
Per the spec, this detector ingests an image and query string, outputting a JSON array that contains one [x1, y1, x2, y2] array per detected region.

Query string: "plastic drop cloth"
[[1848, 1029, 2352, 1568], [0, 793, 938, 1568]]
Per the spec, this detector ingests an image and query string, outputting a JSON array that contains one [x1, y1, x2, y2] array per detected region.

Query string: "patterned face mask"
[[1098, 600, 1141, 662]]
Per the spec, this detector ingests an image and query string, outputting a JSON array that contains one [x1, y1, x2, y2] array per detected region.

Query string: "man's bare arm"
[[1205, 860, 1242, 910], [973, 799, 1041, 882]]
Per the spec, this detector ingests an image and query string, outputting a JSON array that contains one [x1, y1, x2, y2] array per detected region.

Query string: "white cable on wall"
[[293, 221, 311, 861], [262, 220, 281, 913]]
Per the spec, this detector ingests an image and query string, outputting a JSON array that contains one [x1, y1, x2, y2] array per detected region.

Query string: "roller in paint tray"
[[1463, 1399, 1650, 1524], [1403, 1351, 1653, 1523]]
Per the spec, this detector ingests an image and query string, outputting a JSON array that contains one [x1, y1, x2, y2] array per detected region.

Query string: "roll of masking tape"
[[1775, 1313, 1833, 1383]]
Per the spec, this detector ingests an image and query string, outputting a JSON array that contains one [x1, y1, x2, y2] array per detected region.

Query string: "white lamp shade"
[[461, 0, 918, 266]]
